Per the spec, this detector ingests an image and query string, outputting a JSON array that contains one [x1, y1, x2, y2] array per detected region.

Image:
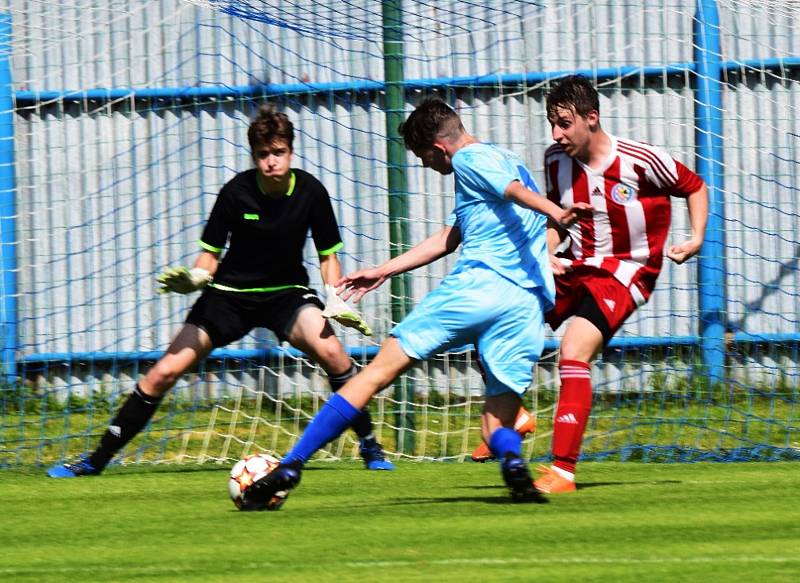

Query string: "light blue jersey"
[[391, 142, 555, 396], [449, 142, 555, 310]]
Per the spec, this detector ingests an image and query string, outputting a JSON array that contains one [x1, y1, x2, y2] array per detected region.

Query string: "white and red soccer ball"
[[228, 453, 281, 510]]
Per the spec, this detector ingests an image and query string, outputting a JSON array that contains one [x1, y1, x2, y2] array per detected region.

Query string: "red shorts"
[[545, 267, 638, 337]]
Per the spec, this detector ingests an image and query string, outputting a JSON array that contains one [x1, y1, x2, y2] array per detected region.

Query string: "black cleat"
[[241, 462, 302, 511], [359, 439, 396, 471], [501, 454, 547, 503]]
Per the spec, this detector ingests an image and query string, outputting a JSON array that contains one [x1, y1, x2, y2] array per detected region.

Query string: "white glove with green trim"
[[321, 284, 373, 336], [157, 266, 212, 294]]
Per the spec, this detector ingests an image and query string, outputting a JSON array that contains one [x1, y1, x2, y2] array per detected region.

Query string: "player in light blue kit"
[[244, 98, 591, 510]]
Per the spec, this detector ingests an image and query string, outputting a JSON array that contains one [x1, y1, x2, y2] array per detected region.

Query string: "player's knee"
[[147, 360, 185, 391], [313, 341, 349, 371], [359, 362, 399, 391], [558, 342, 593, 363]]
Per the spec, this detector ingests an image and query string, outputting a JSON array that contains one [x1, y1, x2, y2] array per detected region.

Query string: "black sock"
[[88, 385, 162, 470], [328, 364, 373, 440]]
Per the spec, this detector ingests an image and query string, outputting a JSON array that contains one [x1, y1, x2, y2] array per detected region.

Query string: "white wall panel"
[[2, 1, 798, 376]]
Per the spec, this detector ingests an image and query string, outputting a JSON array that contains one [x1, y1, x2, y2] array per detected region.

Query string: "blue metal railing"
[[13, 57, 800, 106], [0, 14, 17, 384], [694, 0, 727, 383]]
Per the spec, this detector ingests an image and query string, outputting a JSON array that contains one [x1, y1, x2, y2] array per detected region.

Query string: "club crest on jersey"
[[610, 182, 636, 204]]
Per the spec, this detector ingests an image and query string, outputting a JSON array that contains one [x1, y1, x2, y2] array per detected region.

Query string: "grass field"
[[1, 461, 798, 582]]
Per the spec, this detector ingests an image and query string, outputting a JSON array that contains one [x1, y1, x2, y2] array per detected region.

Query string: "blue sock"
[[489, 427, 522, 459], [283, 394, 360, 465]]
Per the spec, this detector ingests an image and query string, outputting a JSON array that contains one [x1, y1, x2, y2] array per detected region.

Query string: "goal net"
[[1, 0, 798, 468]]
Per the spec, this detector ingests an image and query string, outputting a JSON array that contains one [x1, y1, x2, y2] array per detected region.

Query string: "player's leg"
[[470, 347, 536, 462], [245, 269, 485, 509], [476, 276, 547, 502], [535, 275, 633, 493], [47, 324, 213, 477], [48, 288, 250, 478], [286, 336, 413, 463], [470, 272, 578, 463], [286, 304, 394, 470], [483, 392, 544, 503], [534, 316, 600, 493], [243, 337, 413, 509]]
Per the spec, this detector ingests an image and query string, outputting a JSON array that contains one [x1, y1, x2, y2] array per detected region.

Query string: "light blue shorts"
[[391, 263, 546, 397]]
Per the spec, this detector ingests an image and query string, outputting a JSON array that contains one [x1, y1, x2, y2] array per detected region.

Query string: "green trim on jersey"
[[257, 170, 296, 197], [318, 241, 344, 256], [285, 171, 297, 197], [199, 240, 223, 253], [208, 282, 308, 293]]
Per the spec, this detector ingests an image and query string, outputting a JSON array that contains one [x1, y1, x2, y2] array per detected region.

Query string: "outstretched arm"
[[338, 225, 462, 303], [504, 181, 592, 228], [667, 183, 708, 264]]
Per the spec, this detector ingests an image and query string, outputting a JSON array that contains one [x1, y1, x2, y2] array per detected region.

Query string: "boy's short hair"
[[545, 75, 600, 120], [398, 97, 464, 151], [248, 104, 295, 151]]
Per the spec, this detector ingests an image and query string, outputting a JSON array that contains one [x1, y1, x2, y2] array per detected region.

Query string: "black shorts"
[[573, 293, 614, 346], [185, 286, 325, 348]]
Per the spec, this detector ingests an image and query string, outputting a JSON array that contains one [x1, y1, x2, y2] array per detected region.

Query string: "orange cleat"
[[470, 407, 537, 462], [470, 441, 493, 463], [533, 465, 577, 494]]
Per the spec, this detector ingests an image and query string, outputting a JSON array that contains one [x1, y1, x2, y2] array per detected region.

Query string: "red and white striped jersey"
[[545, 134, 704, 306]]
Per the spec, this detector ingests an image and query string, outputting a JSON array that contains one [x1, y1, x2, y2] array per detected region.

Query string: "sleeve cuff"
[[317, 241, 344, 256], [199, 240, 223, 253]]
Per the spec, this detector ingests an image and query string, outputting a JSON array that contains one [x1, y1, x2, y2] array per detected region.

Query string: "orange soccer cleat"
[[533, 465, 577, 494], [470, 407, 537, 462]]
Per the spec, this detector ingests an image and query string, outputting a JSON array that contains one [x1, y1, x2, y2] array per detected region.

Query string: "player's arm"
[[158, 181, 233, 294], [504, 180, 592, 228], [546, 221, 569, 275], [319, 251, 343, 285], [194, 250, 220, 276], [667, 182, 708, 265], [338, 225, 461, 303]]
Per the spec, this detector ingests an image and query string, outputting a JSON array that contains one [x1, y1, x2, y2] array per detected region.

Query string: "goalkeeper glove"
[[321, 284, 373, 336], [157, 266, 212, 294]]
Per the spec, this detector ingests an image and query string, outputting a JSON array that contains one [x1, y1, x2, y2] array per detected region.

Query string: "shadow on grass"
[[385, 494, 549, 506], [458, 479, 682, 492]]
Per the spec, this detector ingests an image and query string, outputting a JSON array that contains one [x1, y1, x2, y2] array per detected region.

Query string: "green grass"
[[1, 462, 799, 582]]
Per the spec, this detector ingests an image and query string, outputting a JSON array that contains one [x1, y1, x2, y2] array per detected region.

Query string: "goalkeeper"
[[48, 104, 394, 478]]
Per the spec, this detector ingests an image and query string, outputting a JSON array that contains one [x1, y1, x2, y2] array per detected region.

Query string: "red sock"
[[551, 359, 593, 476]]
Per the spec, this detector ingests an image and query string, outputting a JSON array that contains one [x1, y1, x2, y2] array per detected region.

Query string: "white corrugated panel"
[[3, 0, 799, 370]]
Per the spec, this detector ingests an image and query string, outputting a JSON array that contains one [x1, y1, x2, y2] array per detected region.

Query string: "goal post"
[[0, 1, 798, 468]]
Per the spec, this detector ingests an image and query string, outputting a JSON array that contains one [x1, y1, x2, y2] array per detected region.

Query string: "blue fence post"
[[0, 13, 17, 386], [693, 0, 727, 383]]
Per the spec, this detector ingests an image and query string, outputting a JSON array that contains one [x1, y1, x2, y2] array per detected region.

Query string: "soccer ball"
[[228, 453, 281, 511]]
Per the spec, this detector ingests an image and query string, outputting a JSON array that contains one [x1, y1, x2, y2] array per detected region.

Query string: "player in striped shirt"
[[534, 75, 708, 493], [468, 75, 711, 483]]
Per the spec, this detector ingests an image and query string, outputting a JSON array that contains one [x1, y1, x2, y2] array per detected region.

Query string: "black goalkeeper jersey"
[[199, 168, 343, 290]]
